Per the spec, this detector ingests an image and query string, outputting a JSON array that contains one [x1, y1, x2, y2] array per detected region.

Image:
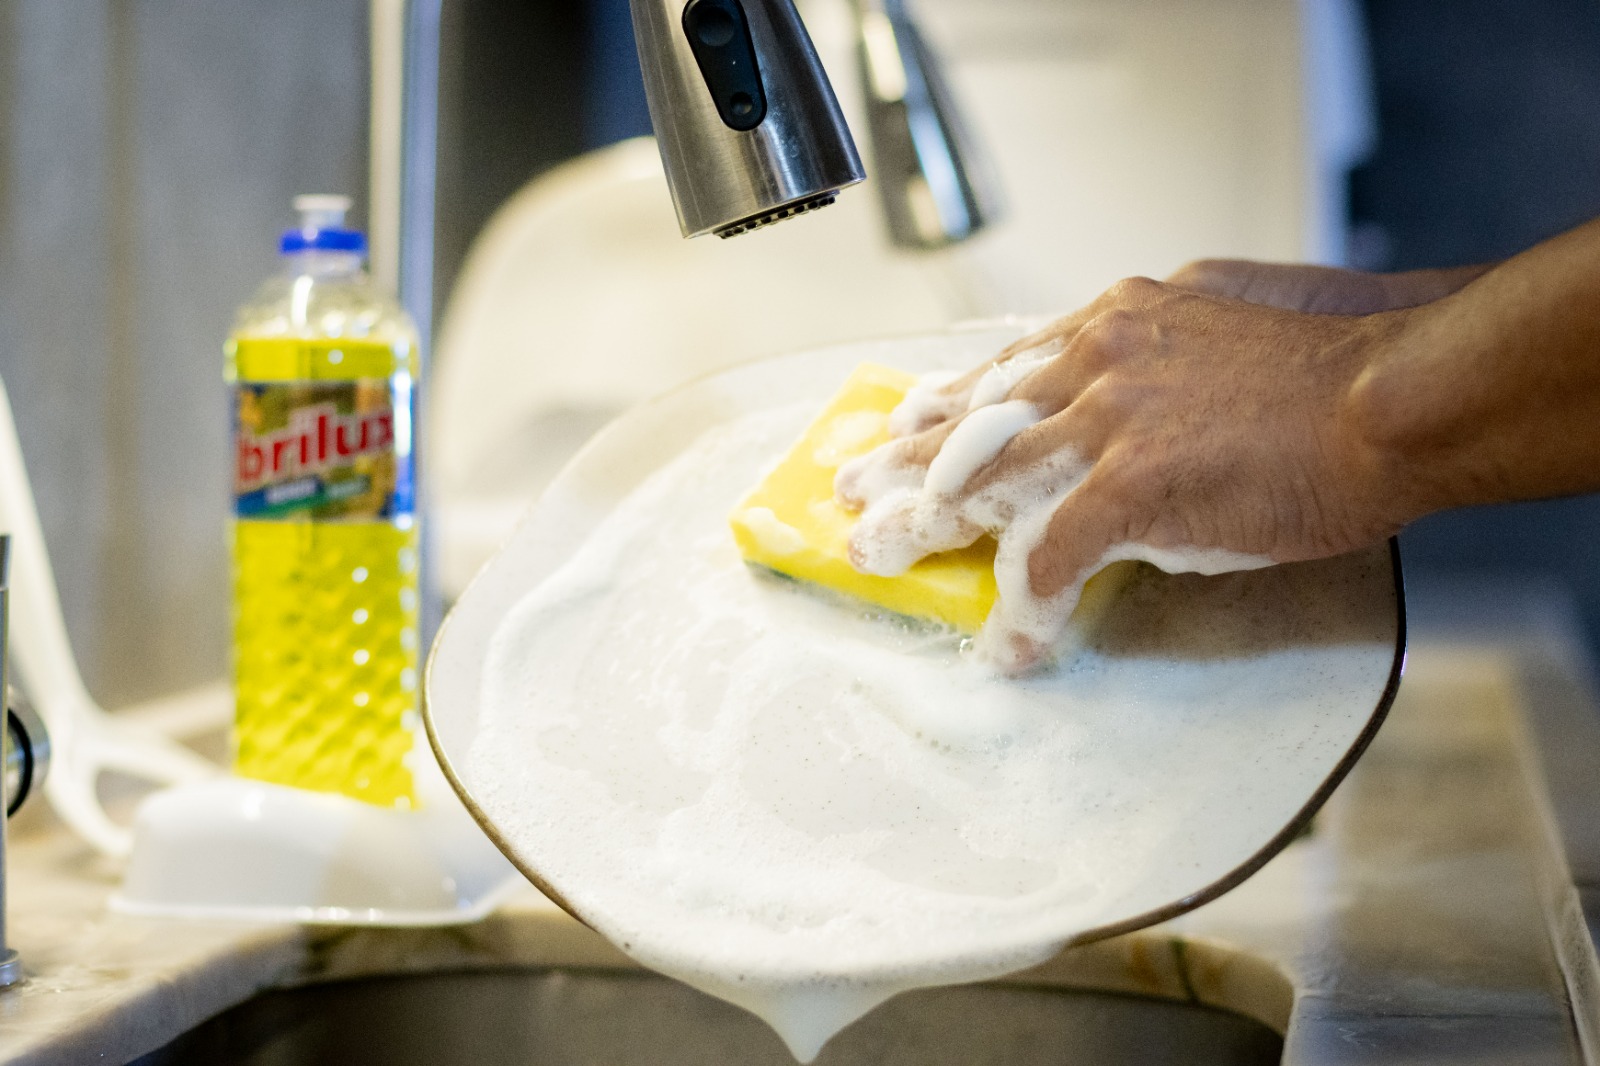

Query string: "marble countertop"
[[4, 584, 1600, 1065]]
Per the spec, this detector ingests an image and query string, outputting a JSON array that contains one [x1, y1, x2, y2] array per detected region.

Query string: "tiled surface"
[[1, 634, 1597, 1064]]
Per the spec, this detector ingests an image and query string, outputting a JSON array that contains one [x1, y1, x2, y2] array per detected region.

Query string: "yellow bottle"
[[226, 195, 422, 808]]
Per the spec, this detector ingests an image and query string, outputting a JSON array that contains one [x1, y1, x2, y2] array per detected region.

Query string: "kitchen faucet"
[[630, 0, 866, 238], [371, 0, 1000, 341], [627, 0, 998, 243], [369, 0, 999, 638], [851, 0, 1000, 249]]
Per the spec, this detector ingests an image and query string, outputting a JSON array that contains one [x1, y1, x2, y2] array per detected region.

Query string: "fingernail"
[[1002, 634, 1041, 676], [846, 535, 871, 571], [833, 459, 865, 508], [848, 517, 920, 577], [979, 629, 1047, 676]]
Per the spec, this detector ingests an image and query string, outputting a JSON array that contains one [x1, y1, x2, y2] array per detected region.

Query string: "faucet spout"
[[854, 0, 1001, 249], [629, 0, 867, 238]]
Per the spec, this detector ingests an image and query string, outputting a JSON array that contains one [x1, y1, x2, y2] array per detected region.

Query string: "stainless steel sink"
[[130, 968, 1282, 1066]]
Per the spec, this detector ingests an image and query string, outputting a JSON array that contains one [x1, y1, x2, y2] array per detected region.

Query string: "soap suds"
[[886, 369, 963, 437], [468, 402, 1391, 1061], [851, 368, 1271, 671], [923, 401, 1041, 496], [966, 338, 1064, 411], [738, 505, 807, 557], [813, 411, 889, 467], [882, 337, 1066, 440]]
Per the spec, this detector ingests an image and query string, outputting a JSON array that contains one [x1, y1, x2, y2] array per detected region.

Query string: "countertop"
[[3, 580, 1600, 1065]]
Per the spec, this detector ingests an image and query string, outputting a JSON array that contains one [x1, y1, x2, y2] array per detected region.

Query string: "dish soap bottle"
[[226, 195, 422, 808]]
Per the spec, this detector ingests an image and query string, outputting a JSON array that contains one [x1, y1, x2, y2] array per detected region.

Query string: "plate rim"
[[422, 334, 1408, 949]]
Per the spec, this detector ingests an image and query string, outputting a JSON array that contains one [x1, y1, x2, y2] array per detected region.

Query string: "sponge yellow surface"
[[730, 363, 999, 632]]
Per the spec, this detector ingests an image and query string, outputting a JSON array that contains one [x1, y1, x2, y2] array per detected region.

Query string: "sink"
[[129, 968, 1282, 1066], [7, 600, 1595, 1066]]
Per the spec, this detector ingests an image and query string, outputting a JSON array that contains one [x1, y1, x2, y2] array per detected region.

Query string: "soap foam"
[[923, 400, 1042, 496], [848, 371, 1272, 671], [886, 369, 963, 437], [882, 337, 1065, 440], [469, 405, 1389, 1061], [739, 505, 807, 558], [966, 337, 1064, 411]]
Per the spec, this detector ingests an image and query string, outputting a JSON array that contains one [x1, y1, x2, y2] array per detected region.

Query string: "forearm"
[[1168, 258, 1495, 314], [1352, 216, 1600, 514]]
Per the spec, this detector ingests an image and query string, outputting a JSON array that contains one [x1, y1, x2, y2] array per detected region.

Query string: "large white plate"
[[425, 324, 1404, 945]]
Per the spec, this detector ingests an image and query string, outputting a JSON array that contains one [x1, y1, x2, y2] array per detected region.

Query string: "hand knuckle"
[[1105, 275, 1162, 304], [1076, 309, 1144, 366]]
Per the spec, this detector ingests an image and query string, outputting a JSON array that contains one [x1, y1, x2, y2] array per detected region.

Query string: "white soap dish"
[[112, 775, 522, 926]]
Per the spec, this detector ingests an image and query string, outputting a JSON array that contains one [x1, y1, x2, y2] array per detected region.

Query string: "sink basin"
[[12, 616, 1593, 1066], [129, 968, 1282, 1066]]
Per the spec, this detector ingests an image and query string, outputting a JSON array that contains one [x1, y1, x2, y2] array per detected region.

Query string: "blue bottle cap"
[[279, 194, 368, 255]]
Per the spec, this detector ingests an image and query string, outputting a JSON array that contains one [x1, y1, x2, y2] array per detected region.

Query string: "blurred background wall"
[[0, 0, 1597, 708], [0, 1, 370, 708], [1347, 0, 1600, 645]]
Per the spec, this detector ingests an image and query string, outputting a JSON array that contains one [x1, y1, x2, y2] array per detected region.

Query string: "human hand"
[[834, 278, 1416, 675], [880, 259, 1491, 439]]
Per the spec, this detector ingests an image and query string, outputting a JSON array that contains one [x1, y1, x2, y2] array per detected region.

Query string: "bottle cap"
[[280, 194, 368, 254]]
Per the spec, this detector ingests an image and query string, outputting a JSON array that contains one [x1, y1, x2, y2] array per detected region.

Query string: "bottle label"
[[234, 380, 414, 520]]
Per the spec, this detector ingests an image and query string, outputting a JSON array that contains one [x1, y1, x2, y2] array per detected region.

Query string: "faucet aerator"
[[714, 191, 840, 238]]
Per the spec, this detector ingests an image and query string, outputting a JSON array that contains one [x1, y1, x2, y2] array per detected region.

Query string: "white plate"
[[424, 324, 1404, 946]]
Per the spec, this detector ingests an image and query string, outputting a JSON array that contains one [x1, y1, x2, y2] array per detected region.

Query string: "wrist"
[[1340, 304, 1480, 523], [1379, 262, 1496, 310]]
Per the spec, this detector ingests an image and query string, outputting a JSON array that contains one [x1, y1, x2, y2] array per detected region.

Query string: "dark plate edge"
[[425, 539, 1409, 947], [1058, 536, 1409, 948], [422, 614, 589, 921]]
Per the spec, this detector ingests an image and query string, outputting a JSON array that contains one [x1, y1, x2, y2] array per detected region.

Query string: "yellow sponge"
[[730, 363, 999, 631]]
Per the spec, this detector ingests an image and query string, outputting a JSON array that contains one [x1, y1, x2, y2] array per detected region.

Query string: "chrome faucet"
[[630, 0, 867, 238], [372, 0, 1001, 303], [852, 0, 1001, 249], [626, 0, 999, 244], [369, 0, 1002, 408]]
